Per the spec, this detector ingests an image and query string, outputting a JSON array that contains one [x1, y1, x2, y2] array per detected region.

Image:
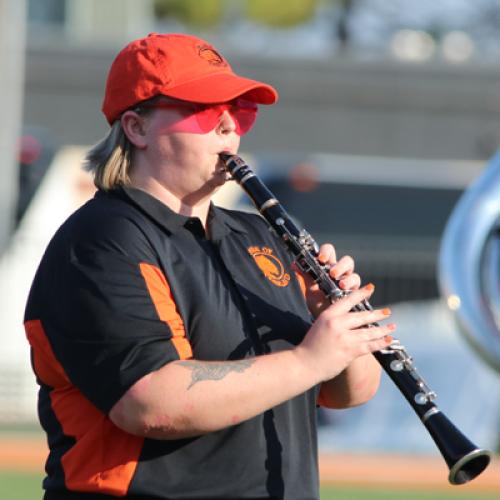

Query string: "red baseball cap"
[[102, 33, 279, 124]]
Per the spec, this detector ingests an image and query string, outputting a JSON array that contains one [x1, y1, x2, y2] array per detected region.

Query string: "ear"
[[121, 111, 148, 149]]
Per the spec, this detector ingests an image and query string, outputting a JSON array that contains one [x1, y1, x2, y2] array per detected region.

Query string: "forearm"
[[110, 349, 322, 440], [318, 353, 381, 409], [110, 287, 392, 437]]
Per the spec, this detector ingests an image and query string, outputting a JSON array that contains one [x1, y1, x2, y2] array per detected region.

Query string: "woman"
[[25, 33, 394, 499]]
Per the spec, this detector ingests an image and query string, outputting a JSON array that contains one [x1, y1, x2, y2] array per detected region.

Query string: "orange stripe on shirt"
[[139, 262, 193, 360], [25, 319, 143, 496]]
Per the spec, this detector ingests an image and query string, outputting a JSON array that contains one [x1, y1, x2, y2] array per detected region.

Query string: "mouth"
[[215, 152, 234, 181]]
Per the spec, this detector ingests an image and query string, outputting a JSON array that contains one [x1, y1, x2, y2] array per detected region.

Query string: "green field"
[[0, 471, 44, 500], [320, 488, 499, 499], [0, 471, 498, 500]]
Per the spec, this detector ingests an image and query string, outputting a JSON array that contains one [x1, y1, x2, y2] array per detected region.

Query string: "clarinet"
[[219, 152, 491, 485]]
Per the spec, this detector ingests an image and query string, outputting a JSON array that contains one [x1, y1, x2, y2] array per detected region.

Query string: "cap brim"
[[161, 72, 278, 105]]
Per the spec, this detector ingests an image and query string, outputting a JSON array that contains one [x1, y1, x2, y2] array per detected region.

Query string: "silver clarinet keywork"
[[220, 152, 491, 486]]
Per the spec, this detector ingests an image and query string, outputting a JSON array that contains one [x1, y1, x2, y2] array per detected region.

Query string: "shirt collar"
[[117, 186, 188, 233], [209, 205, 249, 239], [104, 187, 248, 237]]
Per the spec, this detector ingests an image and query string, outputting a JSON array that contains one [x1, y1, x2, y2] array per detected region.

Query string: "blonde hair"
[[84, 97, 167, 190], [83, 121, 134, 191]]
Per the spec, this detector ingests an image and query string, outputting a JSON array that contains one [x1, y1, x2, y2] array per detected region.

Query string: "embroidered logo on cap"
[[197, 44, 227, 67], [248, 246, 290, 287]]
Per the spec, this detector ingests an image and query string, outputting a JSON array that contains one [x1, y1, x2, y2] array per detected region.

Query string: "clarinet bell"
[[424, 410, 492, 484]]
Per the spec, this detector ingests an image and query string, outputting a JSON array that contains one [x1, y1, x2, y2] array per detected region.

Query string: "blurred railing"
[[315, 234, 438, 306]]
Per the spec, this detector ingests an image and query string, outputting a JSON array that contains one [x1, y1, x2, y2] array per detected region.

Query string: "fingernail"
[[384, 335, 393, 344], [387, 323, 396, 330], [364, 283, 375, 292], [318, 253, 326, 262], [382, 308, 391, 315]]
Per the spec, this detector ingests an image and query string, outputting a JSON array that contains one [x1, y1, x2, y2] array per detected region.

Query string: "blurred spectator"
[[16, 127, 57, 225]]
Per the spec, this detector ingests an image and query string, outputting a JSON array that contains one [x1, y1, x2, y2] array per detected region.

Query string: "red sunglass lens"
[[195, 102, 258, 135], [194, 107, 222, 133], [233, 107, 257, 135]]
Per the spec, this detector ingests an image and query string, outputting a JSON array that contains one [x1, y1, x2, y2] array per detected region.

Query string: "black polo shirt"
[[25, 186, 320, 500]]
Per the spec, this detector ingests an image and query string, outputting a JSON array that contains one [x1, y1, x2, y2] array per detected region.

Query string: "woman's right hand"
[[295, 284, 395, 383]]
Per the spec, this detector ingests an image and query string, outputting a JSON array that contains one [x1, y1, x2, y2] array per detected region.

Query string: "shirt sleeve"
[[34, 209, 191, 414]]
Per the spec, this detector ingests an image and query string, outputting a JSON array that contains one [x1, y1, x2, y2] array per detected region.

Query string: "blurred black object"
[[16, 127, 57, 225]]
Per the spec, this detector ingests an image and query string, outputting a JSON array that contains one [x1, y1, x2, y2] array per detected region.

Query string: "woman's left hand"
[[295, 243, 361, 318]]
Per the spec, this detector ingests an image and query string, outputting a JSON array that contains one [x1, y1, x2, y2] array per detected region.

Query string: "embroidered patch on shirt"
[[248, 246, 290, 287]]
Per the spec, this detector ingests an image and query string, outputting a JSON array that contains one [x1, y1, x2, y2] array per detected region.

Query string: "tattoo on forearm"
[[179, 359, 256, 389]]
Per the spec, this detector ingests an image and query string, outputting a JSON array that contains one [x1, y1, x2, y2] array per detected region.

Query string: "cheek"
[[157, 135, 209, 171]]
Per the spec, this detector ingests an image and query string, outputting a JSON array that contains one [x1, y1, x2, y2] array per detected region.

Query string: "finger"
[[329, 283, 376, 314], [358, 323, 397, 352], [365, 323, 396, 352], [358, 322, 396, 340], [330, 255, 355, 280], [344, 307, 392, 329], [317, 243, 336, 265], [338, 273, 361, 290], [367, 333, 396, 353]]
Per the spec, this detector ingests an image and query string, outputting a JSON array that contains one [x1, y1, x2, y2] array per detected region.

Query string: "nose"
[[217, 109, 237, 135]]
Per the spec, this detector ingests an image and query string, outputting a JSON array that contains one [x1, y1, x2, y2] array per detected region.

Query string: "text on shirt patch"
[[248, 246, 290, 287]]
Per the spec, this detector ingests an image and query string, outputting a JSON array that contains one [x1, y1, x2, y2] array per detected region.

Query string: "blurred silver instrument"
[[439, 151, 500, 373]]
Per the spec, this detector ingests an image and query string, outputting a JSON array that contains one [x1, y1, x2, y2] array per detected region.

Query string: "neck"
[[130, 176, 212, 227]]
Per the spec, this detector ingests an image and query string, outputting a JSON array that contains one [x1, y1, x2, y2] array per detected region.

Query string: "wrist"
[[290, 344, 325, 386]]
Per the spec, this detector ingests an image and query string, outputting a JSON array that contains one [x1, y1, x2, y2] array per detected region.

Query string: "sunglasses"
[[136, 98, 258, 136]]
